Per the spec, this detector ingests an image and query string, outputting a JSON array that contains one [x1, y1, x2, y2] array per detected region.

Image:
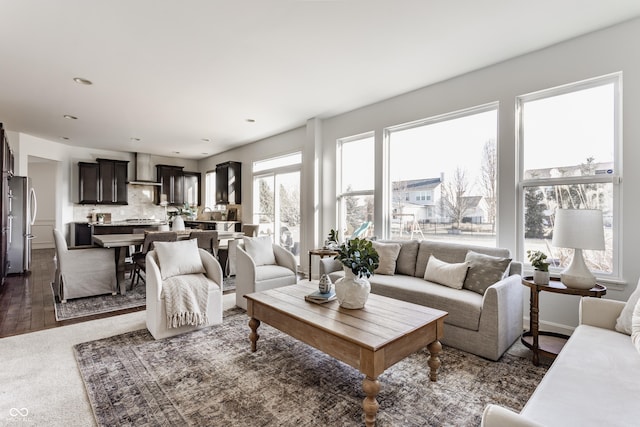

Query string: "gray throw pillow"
[[463, 250, 512, 295]]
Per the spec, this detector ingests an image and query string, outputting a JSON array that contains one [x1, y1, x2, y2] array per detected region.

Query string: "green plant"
[[327, 229, 339, 244], [526, 250, 549, 272], [334, 237, 379, 278]]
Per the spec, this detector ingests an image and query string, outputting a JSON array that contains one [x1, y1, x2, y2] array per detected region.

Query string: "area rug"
[[54, 276, 236, 321], [74, 308, 548, 426]]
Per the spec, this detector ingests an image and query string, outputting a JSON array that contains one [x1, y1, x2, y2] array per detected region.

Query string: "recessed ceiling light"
[[63, 114, 77, 120], [201, 153, 209, 155], [130, 137, 141, 142], [201, 138, 211, 142], [246, 118, 256, 123], [173, 151, 180, 154], [73, 77, 93, 85], [60, 136, 70, 140]]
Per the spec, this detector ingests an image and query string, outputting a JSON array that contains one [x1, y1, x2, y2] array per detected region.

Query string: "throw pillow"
[[463, 251, 512, 295], [243, 236, 276, 266], [632, 298, 640, 355], [423, 255, 468, 290], [615, 278, 640, 335], [154, 239, 205, 280], [372, 241, 401, 275]]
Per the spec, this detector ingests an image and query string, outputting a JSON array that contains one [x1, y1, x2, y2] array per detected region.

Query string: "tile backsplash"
[[73, 185, 173, 222]]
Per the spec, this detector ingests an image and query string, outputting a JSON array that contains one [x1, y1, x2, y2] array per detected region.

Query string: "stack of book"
[[305, 290, 337, 304]]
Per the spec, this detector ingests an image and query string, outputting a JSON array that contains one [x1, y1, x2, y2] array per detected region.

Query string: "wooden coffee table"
[[245, 282, 447, 426]]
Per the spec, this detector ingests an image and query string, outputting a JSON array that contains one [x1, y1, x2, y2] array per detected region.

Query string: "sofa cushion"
[[369, 274, 483, 331], [520, 324, 640, 426], [633, 298, 640, 354], [463, 251, 512, 295], [243, 236, 276, 266], [372, 241, 401, 275], [615, 278, 640, 335], [415, 240, 511, 279], [424, 255, 468, 290], [380, 239, 419, 276], [154, 239, 205, 280]]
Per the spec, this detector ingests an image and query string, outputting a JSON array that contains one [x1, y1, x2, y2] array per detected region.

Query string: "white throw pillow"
[[154, 239, 205, 280], [615, 278, 640, 335], [424, 255, 468, 290], [632, 298, 640, 355], [243, 236, 276, 266], [372, 241, 401, 275]]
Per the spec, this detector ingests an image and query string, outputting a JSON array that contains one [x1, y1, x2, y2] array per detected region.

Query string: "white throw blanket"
[[163, 273, 211, 328]]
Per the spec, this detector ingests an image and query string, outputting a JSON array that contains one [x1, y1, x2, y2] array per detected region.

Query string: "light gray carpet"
[[53, 276, 236, 321], [74, 308, 548, 426]]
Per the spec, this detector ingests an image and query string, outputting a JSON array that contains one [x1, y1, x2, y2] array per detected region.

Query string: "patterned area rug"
[[74, 308, 548, 426], [53, 276, 236, 321]]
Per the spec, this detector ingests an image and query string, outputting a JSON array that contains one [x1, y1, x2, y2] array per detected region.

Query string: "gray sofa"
[[320, 239, 523, 361]]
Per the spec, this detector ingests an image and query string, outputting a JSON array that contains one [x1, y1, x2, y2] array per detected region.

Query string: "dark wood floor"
[[0, 248, 144, 338]]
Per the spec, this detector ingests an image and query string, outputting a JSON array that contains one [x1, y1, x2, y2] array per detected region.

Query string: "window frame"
[[516, 73, 622, 280]]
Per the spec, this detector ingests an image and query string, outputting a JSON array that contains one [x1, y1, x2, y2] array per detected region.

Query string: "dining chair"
[[219, 224, 259, 276], [189, 230, 220, 256], [132, 231, 178, 287]]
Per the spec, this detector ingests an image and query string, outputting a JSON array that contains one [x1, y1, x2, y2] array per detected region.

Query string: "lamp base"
[[560, 248, 597, 290]]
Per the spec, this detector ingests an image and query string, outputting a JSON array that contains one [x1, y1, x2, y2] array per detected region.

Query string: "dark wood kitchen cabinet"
[[78, 159, 129, 204], [156, 165, 184, 205], [216, 161, 241, 204]]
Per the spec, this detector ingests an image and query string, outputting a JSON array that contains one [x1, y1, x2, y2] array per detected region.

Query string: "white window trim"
[[516, 72, 622, 281]]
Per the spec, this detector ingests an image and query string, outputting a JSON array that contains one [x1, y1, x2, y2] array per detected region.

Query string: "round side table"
[[521, 276, 606, 366]]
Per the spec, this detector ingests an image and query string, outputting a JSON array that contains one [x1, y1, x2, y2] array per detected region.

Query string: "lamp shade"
[[551, 209, 605, 250]]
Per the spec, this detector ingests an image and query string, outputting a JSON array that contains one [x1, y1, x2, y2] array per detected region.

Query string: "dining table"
[[93, 230, 244, 294]]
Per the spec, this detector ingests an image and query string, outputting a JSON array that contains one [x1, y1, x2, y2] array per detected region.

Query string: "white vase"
[[533, 270, 550, 285], [334, 267, 371, 309], [172, 215, 185, 231]]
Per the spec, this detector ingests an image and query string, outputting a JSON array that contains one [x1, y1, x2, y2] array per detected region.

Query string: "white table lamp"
[[551, 209, 605, 289]]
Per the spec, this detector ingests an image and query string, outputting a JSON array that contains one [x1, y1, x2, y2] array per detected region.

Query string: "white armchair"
[[235, 238, 297, 310], [52, 229, 117, 302], [146, 247, 224, 339]]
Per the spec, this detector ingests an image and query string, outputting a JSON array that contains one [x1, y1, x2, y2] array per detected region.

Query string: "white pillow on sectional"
[[243, 236, 276, 266], [154, 239, 205, 280], [615, 278, 640, 335], [424, 255, 468, 290], [632, 298, 640, 355]]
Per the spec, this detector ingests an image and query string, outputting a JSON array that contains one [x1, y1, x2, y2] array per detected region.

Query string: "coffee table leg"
[[427, 340, 442, 381], [362, 376, 380, 427], [249, 318, 261, 352]]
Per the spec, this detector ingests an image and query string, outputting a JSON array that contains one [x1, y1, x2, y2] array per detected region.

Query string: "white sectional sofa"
[[481, 296, 640, 427], [320, 239, 523, 361]]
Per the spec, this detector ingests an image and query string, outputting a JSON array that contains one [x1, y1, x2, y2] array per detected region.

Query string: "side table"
[[308, 248, 339, 281], [521, 276, 606, 366]]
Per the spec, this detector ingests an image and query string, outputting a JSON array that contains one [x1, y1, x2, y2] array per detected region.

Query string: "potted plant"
[[96, 213, 105, 224], [527, 250, 550, 285], [332, 238, 379, 309]]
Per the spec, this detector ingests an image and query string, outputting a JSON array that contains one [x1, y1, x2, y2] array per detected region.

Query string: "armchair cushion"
[[154, 239, 205, 280], [463, 250, 512, 295], [615, 278, 640, 335], [243, 236, 276, 266]]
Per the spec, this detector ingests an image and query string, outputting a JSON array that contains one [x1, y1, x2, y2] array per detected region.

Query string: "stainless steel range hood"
[[128, 153, 161, 186]]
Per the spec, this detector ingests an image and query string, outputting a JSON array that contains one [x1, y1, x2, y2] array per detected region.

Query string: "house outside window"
[[337, 133, 375, 240], [386, 104, 498, 245], [518, 73, 621, 278]]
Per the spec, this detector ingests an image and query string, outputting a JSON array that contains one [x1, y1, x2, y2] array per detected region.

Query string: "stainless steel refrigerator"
[[7, 176, 37, 274]]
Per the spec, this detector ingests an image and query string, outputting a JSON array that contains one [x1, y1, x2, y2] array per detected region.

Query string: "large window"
[[518, 74, 621, 277], [252, 152, 302, 262], [387, 105, 498, 246], [337, 133, 375, 240], [205, 170, 215, 208]]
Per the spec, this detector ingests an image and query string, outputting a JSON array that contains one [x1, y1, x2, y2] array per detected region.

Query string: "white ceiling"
[[1, 1, 639, 160]]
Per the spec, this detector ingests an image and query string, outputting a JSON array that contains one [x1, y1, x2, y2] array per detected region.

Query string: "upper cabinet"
[[79, 158, 129, 205], [156, 164, 184, 206], [216, 161, 241, 204], [183, 171, 201, 207]]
